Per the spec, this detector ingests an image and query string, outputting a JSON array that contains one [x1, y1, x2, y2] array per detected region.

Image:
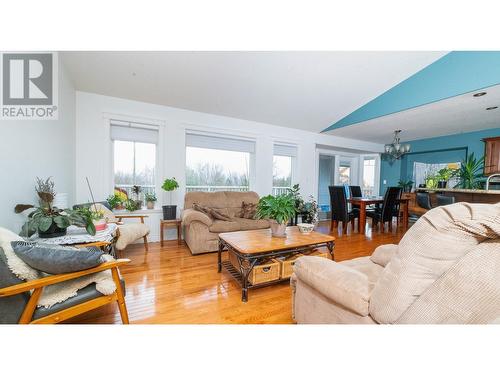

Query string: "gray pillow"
[[11, 241, 105, 275]]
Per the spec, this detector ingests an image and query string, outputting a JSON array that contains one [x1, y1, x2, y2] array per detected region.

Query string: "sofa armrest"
[[370, 244, 398, 267], [182, 208, 213, 227], [293, 256, 371, 316]]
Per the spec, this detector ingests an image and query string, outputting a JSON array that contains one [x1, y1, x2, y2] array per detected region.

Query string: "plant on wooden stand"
[[455, 153, 484, 189], [256, 194, 296, 237], [161, 177, 179, 219]]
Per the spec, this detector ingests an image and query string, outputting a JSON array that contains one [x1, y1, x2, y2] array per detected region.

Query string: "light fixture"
[[486, 106, 498, 110], [384, 130, 411, 159], [473, 92, 487, 97]]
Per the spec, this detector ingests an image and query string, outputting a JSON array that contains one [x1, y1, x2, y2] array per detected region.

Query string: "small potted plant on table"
[[162, 177, 179, 220], [145, 192, 157, 209], [256, 194, 296, 237]]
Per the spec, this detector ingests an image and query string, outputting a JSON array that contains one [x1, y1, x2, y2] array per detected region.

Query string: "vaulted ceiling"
[[61, 51, 446, 135]]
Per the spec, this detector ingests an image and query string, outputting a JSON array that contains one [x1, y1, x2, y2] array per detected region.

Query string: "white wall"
[[75, 91, 383, 241], [0, 57, 76, 232]]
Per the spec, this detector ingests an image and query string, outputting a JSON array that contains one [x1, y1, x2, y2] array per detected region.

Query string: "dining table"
[[348, 196, 410, 235]]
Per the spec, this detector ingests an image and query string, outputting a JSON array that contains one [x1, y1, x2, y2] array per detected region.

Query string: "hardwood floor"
[[67, 221, 406, 324]]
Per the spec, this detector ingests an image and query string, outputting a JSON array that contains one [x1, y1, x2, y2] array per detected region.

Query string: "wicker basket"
[[228, 251, 281, 285], [278, 254, 304, 279]]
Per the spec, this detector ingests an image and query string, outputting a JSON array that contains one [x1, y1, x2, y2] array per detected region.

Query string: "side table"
[[160, 219, 182, 246]]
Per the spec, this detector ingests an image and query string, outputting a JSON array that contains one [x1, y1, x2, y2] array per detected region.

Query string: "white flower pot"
[[146, 201, 155, 209], [269, 220, 287, 237]]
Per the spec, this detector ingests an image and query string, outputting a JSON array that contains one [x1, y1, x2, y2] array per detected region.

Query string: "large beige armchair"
[[182, 191, 270, 254], [291, 202, 500, 324]]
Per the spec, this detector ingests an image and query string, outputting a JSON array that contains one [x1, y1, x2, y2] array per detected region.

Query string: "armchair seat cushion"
[[116, 223, 149, 250], [293, 256, 379, 316], [32, 277, 125, 320]]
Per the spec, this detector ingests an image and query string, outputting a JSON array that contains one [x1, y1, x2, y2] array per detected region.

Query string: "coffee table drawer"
[[229, 251, 281, 285]]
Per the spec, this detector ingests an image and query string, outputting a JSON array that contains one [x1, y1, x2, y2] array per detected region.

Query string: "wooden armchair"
[[0, 259, 130, 324]]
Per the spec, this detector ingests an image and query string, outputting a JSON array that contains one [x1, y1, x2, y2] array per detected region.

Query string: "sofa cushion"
[[369, 202, 500, 324], [184, 191, 260, 210], [209, 220, 241, 233], [340, 257, 385, 286], [232, 217, 270, 231], [11, 241, 105, 274], [238, 202, 257, 219]]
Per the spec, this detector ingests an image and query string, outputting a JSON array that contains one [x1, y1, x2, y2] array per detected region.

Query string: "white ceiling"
[[61, 51, 446, 134], [330, 84, 500, 143]]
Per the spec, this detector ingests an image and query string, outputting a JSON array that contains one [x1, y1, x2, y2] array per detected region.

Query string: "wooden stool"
[[160, 219, 182, 246]]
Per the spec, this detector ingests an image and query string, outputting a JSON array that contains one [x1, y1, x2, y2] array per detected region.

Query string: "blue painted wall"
[[324, 51, 500, 132], [380, 127, 500, 194]]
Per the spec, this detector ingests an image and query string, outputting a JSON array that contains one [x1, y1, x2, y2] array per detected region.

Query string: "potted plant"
[[435, 167, 455, 188], [145, 192, 157, 209], [256, 194, 296, 237], [424, 173, 438, 189], [76, 206, 107, 232], [124, 199, 140, 212], [161, 177, 179, 220], [15, 177, 96, 238], [107, 190, 126, 210], [455, 153, 484, 189], [397, 178, 414, 193], [300, 196, 319, 225], [131, 185, 143, 209]]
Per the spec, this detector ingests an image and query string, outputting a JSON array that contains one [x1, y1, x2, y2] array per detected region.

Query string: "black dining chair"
[[367, 186, 402, 232], [436, 194, 455, 207], [349, 185, 362, 212], [416, 192, 432, 210], [329, 186, 359, 234]]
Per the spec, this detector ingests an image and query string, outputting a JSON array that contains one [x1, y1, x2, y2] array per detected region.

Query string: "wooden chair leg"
[[111, 268, 129, 324], [330, 219, 334, 232], [342, 221, 347, 234], [389, 220, 393, 232], [143, 235, 149, 252]]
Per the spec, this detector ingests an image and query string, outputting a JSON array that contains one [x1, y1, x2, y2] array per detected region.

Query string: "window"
[[185, 132, 255, 192], [362, 157, 376, 196], [339, 164, 351, 184], [273, 144, 297, 196], [111, 121, 158, 202]]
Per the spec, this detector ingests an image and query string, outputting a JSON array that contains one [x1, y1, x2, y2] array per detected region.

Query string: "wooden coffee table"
[[218, 227, 335, 302]]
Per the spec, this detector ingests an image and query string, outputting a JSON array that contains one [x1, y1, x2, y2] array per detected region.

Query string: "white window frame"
[[272, 143, 298, 195], [185, 130, 257, 192], [104, 113, 165, 205]]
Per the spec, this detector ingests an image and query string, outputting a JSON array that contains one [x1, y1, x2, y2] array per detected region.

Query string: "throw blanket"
[[0, 227, 116, 308]]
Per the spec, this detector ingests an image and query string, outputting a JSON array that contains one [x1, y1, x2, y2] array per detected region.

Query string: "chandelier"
[[384, 130, 411, 159]]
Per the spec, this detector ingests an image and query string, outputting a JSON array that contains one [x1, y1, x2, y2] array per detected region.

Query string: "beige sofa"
[[291, 202, 500, 324], [182, 191, 270, 254]]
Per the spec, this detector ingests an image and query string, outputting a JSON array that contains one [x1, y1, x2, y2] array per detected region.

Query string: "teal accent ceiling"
[[323, 51, 500, 132]]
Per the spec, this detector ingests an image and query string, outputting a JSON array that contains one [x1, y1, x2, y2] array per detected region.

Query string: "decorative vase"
[[146, 201, 155, 209], [162, 205, 177, 220], [38, 222, 67, 238], [93, 219, 107, 232], [269, 220, 287, 237], [437, 180, 447, 189]]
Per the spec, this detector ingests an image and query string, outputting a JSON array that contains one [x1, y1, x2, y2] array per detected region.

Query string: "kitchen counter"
[[414, 188, 500, 204], [417, 188, 500, 195]]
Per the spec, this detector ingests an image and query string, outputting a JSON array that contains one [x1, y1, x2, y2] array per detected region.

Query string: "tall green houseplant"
[[456, 153, 484, 189]]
